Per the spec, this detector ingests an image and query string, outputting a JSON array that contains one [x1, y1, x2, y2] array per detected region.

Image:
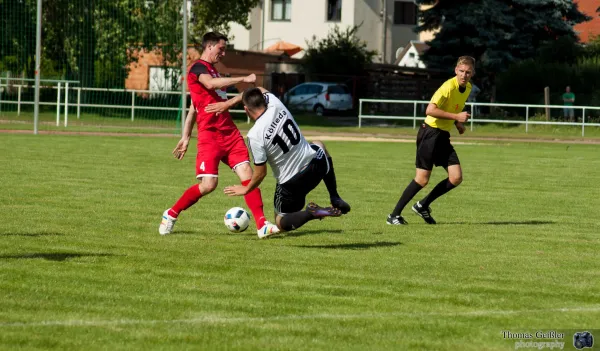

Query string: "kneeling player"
[[219, 87, 350, 238]]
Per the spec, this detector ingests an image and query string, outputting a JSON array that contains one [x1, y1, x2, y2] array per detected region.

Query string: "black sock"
[[391, 180, 423, 217], [420, 178, 456, 207], [280, 211, 315, 231], [324, 157, 340, 199]]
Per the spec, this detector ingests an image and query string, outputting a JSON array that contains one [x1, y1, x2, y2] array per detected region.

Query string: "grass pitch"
[[0, 134, 599, 350]]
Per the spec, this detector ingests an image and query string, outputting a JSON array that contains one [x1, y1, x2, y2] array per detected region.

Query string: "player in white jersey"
[[220, 87, 350, 236]]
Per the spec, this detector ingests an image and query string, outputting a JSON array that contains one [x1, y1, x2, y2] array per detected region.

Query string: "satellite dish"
[[395, 47, 404, 60], [414, 0, 439, 11]]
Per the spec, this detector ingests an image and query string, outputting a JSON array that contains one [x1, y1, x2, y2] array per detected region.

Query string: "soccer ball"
[[224, 207, 251, 233]]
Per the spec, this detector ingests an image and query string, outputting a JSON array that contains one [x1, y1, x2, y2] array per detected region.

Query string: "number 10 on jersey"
[[271, 119, 300, 154]]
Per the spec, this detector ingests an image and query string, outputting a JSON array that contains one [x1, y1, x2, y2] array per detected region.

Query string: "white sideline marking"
[[1, 306, 599, 328]]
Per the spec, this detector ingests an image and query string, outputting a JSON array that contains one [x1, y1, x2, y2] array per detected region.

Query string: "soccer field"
[[0, 134, 599, 350]]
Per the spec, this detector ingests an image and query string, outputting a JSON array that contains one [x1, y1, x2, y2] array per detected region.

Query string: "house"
[[574, 0, 600, 43], [393, 40, 429, 68], [125, 47, 300, 92], [228, 0, 434, 64]]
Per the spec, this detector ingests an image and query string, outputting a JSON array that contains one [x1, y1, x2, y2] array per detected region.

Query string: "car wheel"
[[314, 104, 325, 116]]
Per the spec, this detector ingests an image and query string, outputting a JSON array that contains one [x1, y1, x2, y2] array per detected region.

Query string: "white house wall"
[[227, 0, 419, 63]]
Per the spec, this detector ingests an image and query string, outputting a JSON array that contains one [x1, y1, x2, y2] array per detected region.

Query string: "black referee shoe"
[[386, 214, 408, 225], [411, 202, 436, 224]]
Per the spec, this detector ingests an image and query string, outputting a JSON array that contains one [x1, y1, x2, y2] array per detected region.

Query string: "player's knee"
[[414, 176, 429, 187], [199, 178, 218, 194], [311, 140, 329, 156], [275, 215, 287, 232], [449, 175, 463, 186], [235, 163, 253, 179]]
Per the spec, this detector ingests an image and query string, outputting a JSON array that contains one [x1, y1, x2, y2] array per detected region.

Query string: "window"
[[308, 85, 323, 95], [271, 0, 292, 21], [293, 85, 308, 95], [327, 0, 342, 22], [328, 85, 349, 94], [393, 1, 417, 25]]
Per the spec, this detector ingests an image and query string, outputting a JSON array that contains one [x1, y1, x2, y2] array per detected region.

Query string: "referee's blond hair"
[[457, 56, 476, 67]]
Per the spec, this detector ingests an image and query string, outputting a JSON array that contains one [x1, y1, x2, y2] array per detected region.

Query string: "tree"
[[1, 0, 260, 88], [415, 0, 591, 101], [302, 25, 377, 79], [190, 0, 260, 40]]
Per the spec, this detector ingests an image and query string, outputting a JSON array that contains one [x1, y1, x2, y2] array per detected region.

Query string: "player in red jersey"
[[159, 32, 279, 238]]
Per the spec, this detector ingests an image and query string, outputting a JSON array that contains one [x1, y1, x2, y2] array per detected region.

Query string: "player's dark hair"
[[243, 88, 267, 111], [201, 32, 228, 51]]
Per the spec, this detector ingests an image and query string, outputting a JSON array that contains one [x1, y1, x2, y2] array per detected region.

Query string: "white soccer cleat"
[[159, 209, 177, 235], [257, 221, 280, 239]]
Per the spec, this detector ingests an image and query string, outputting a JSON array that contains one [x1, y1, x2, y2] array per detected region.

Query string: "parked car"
[[283, 82, 353, 116]]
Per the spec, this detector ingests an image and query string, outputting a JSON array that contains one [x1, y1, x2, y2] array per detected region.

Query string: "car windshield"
[[328, 85, 349, 94]]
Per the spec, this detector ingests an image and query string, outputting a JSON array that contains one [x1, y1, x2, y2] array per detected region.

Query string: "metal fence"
[[359, 99, 600, 137], [0, 80, 246, 132]]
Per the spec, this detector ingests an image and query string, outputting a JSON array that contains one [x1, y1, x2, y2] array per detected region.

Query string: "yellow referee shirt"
[[424, 77, 472, 132]]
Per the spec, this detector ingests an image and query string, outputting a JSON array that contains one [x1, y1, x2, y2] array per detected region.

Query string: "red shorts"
[[195, 129, 249, 178]]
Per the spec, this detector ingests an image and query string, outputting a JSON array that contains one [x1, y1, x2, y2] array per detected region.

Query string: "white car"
[[283, 82, 353, 116]]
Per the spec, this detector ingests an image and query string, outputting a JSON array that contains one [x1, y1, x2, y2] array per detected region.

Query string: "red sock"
[[169, 184, 202, 218], [242, 179, 266, 228]]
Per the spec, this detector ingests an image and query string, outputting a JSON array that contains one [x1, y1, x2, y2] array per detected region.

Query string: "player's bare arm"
[[172, 103, 196, 160], [426, 103, 470, 123], [224, 164, 267, 196], [198, 73, 256, 91], [205, 94, 243, 115]]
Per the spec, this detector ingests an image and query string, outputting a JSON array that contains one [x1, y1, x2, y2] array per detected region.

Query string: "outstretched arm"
[[198, 73, 256, 90]]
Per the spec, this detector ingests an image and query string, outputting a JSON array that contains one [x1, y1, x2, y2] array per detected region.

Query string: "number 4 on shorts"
[[199, 161, 205, 171]]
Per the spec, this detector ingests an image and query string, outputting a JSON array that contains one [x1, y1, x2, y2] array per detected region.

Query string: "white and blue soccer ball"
[[224, 207, 251, 233]]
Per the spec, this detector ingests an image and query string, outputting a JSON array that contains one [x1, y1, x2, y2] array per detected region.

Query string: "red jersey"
[[187, 60, 237, 133]]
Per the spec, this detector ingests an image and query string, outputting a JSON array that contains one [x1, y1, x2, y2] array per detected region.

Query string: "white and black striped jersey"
[[247, 93, 316, 184]]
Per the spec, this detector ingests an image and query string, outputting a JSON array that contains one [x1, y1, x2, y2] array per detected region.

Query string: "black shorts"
[[415, 123, 460, 170], [274, 144, 329, 215]]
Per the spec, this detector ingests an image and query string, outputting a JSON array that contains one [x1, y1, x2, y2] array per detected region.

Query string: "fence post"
[[64, 82, 69, 127], [17, 85, 22, 116], [582, 108, 586, 137], [77, 88, 81, 119], [413, 101, 417, 129], [131, 91, 135, 121], [358, 99, 362, 128], [470, 103, 474, 131], [56, 82, 61, 126], [525, 106, 529, 133]]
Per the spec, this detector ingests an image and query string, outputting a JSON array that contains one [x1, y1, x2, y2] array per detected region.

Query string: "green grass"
[[4, 109, 600, 140], [1, 135, 599, 350]]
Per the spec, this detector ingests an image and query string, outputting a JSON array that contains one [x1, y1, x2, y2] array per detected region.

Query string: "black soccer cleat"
[[330, 197, 351, 214], [386, 214, 408, 225], [306, 202, 342, 219], [411, 201, 436, 224]]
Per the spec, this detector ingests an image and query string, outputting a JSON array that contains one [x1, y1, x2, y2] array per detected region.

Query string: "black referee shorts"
[[415, 123, 460, 171], [274, 144, 329, 215]]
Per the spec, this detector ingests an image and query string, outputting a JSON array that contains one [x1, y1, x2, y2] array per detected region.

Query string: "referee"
[[387, 56, 475, 225]]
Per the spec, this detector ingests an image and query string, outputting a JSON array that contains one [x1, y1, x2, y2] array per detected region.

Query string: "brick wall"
[[125, 47, 299, 92]]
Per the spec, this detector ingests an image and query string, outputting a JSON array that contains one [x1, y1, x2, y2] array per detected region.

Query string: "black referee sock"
[[323, 157, 340, 199], [391, 180, 423, 217], [280, 211, 315, 231], [420, 178, 456, 208]]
